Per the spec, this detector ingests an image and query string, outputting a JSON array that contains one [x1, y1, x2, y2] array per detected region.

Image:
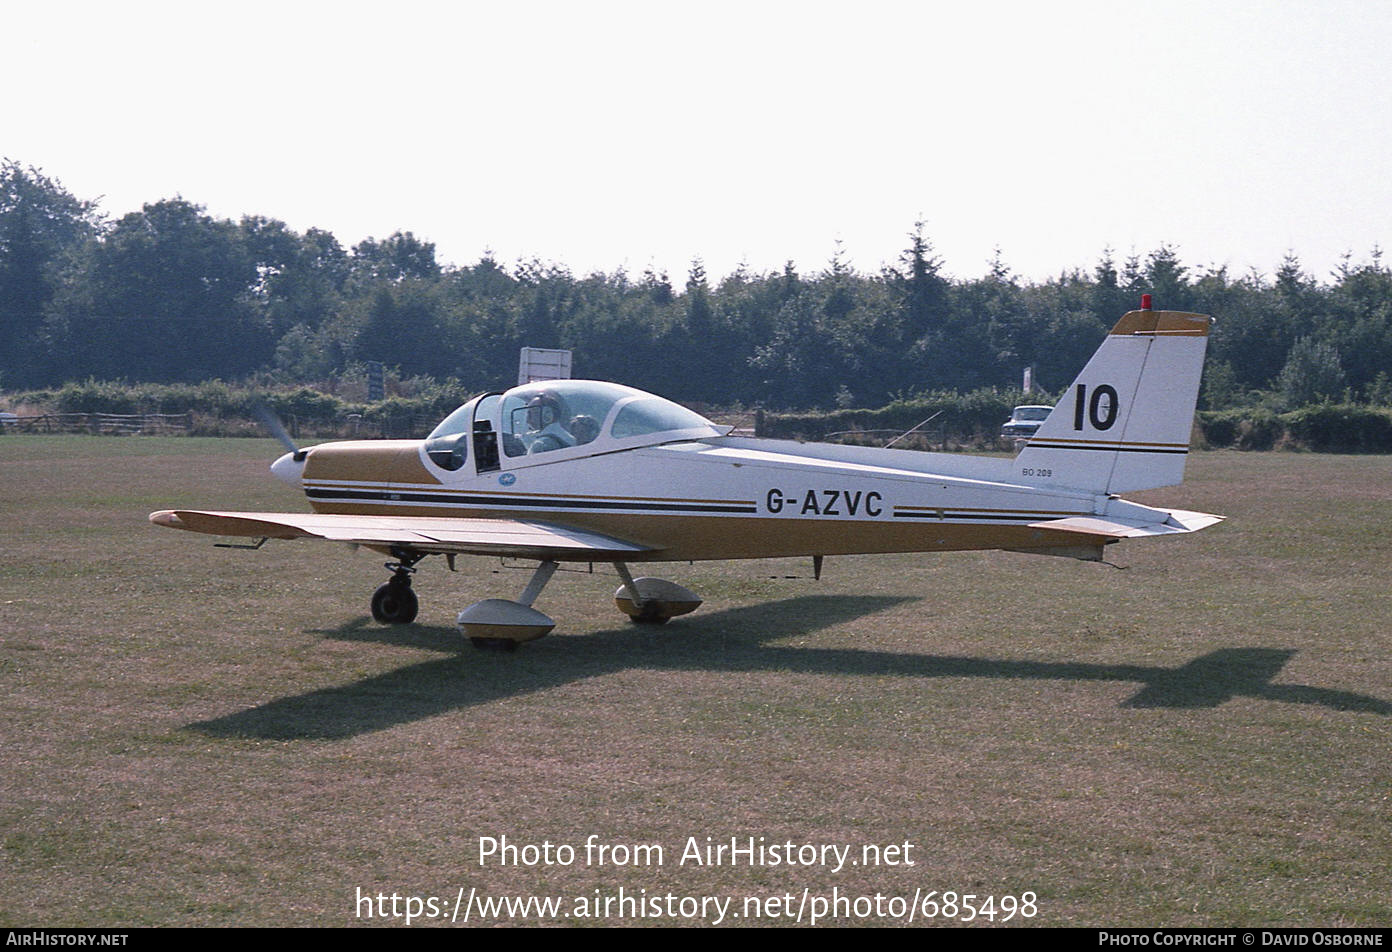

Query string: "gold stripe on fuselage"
[[306, 497, 1095, 562], [893, 505, 1079, 517], [303, 481, 754, 508]]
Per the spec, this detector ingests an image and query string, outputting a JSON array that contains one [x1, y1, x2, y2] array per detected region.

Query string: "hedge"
[[1199, 405, 1392, 452]]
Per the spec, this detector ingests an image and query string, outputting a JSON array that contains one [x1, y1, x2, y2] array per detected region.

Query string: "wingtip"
[[149, 510, 185, 529], [1162, 508, 1225, 532]]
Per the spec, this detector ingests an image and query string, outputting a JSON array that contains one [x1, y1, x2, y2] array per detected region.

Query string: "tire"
[[371, 581, 419, 624], [470, 637, 519, 652]]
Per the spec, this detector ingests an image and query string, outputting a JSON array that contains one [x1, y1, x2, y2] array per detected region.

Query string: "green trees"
[[243, 218, 349, 338], [892, 220, 950, 344], [350, 231, 441, 283], [5, 160, 1392, 417], [46, 199, 268, 382], [0, 161, 101, 386], [1277, 337, 1346, 407]]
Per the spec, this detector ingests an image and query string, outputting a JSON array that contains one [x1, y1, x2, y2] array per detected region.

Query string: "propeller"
[[254, 402, 307, 462], [255, 402, 310, 488]]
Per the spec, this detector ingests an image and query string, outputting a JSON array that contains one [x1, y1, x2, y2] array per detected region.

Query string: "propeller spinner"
[[255, 403, 308, 487]]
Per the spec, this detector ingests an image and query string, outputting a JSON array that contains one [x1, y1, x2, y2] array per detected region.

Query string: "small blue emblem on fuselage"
[[499, 473, 517, 486]]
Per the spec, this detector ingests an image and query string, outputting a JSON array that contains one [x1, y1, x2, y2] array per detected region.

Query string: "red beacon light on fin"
[[1140, 294, 1153, 310]]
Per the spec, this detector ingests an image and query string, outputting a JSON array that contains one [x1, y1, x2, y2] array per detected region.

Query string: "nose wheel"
[[371, 579, 419, 624], [370, 551, 424, 624]]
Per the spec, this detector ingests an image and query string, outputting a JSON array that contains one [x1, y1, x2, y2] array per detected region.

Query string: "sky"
[[6, 0, 1391, 285]]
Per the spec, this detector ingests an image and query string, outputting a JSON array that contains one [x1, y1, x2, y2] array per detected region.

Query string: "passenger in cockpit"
[[569, 414, 599, 446]]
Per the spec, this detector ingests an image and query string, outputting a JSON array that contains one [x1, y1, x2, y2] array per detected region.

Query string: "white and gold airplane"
[[151, 299, 1221, 649]]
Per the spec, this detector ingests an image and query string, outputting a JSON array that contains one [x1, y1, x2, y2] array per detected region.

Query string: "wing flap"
[[150, 510, 655, 559]]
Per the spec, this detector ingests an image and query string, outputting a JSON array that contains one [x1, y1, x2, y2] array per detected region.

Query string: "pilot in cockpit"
[[523, 391, 579, 453]]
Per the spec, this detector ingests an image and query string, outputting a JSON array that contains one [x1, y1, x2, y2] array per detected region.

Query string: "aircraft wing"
[[149, 510, 656, 560]]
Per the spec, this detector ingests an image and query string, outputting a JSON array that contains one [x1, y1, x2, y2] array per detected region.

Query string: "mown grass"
[[0, 436, 1387, 926]]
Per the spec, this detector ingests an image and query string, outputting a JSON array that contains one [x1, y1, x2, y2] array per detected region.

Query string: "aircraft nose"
[[270, 450, 306, 487]]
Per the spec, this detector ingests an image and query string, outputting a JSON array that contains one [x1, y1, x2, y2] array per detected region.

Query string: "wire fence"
[[0, 412, 192, 435]]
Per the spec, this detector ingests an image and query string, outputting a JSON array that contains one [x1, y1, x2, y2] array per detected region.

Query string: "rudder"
[[1014, 307, 1212, 494]]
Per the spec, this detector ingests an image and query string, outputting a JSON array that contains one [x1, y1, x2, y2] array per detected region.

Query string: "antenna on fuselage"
[[884, 409, 945, 449]]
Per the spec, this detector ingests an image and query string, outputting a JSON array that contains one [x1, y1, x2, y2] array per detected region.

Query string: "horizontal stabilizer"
[[1029, 507, 1224, 540], [1008, 507, 1221, 561]]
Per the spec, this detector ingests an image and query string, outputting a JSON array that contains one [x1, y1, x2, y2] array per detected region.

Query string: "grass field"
[[1, 436, 1388, 927]]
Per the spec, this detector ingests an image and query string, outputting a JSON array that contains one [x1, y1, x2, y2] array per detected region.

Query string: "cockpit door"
[[471, 394, 502, 474]]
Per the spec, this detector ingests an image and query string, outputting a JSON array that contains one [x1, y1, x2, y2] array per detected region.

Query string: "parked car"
[[1001, 404, 1052, 439]]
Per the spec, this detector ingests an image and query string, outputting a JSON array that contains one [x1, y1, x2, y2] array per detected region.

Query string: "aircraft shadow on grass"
[[189, 595, 1391, 740]]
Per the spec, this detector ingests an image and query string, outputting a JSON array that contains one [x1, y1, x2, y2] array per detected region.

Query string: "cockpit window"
[[611, 397, 712, 438], [504, 388, 580, 456], [497, 380, 716, 457], [423, 400, 477, 470], [427, 402, 474, 441], [423, 429, 469, 471], [427, 381, 721, 467]]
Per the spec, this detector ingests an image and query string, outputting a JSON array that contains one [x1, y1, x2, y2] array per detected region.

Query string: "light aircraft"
[[151, 297, 1222, 650]]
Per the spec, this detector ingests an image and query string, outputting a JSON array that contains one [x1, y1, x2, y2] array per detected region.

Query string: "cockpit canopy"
[[424, 380, 725, 471]]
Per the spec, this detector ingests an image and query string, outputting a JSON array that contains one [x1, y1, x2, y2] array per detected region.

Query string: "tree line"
[[3, 159, 1390, 412]]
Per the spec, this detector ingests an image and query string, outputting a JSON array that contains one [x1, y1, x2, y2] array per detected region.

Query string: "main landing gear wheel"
[[371, 580, 418, 624], [371, 549, 426, 625], [469, 637, 520, 652], [613, 574, 702, 625], [457, 562, 561, 651], [628, 604, 672, 625]]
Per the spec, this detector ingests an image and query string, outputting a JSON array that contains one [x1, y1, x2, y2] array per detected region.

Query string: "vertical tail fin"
[[1014, 307, 1212, 494]]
